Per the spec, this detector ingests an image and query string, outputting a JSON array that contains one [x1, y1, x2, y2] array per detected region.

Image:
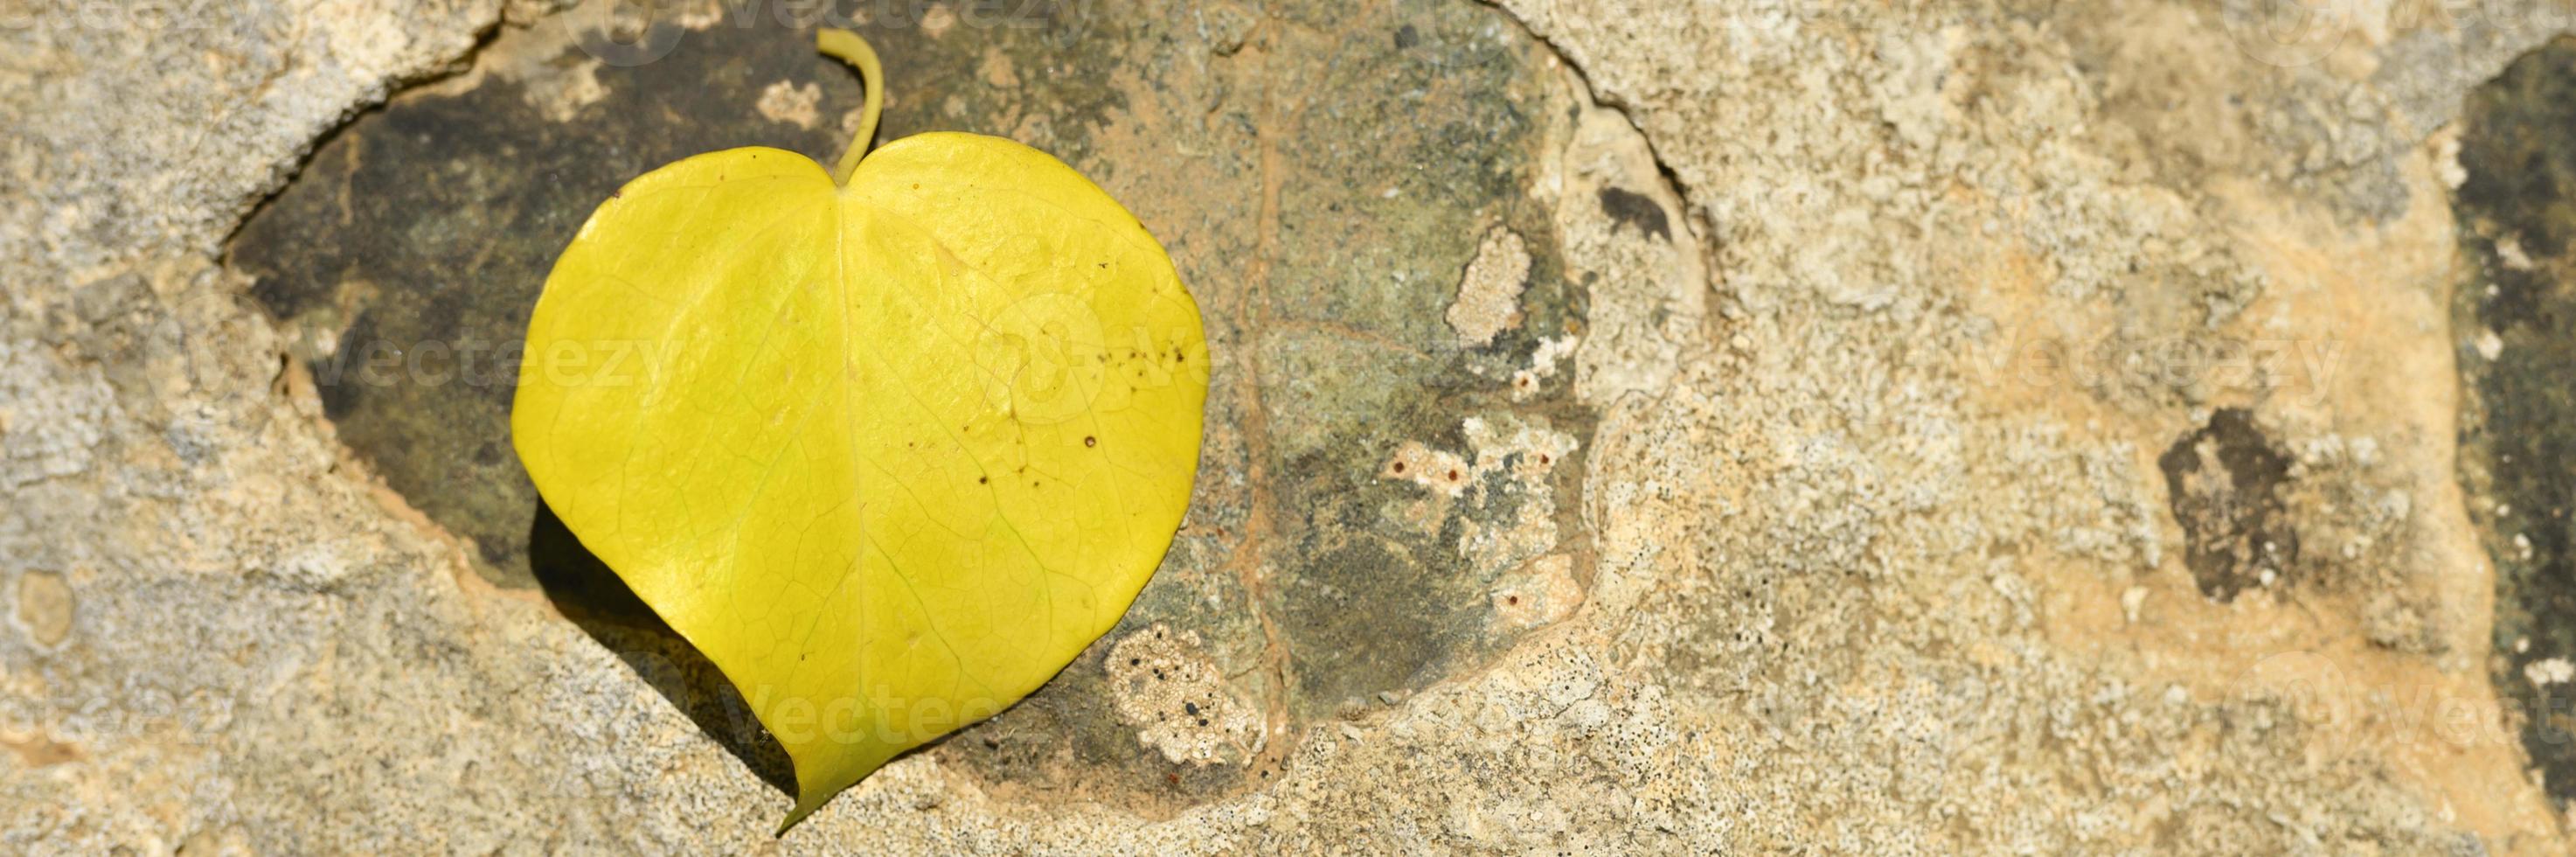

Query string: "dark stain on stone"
[[1274, 534, 1464, 711], [231, 17, 855, 583], [1596, 185, 1670, 241], [2156, 408, 2297, 603], [954, 0, 1593, 774], [1267, 0, 1542, 345], [315, 309, 378, 422], [226, 8, 1128, 586], [227, 0, 1592, 814], [2452, 36, 2576, 808], [1012, 9, 1589, 770]]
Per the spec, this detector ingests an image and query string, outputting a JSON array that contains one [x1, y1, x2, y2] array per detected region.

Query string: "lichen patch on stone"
[[1382, 417, 1576, 503], [1378, 416, 1583, 590], [1491, 554, 1583, 630], [1465, 416, 1577, 484], [920, 4, 958, 38], [2525, 658, 2574, 687], [755, 80, 823, 129], [978, 47, 1020, 88], [519, 55, 608, 123], [14, 569, 73, 647], [1510, 334, 1578, 402], [1382, 441, 1477, 498], [1446, 226, 1532, 347], [1105, 624, 1260, 766]]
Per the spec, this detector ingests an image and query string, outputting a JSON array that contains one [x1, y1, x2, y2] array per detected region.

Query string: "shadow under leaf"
[[528, 501, 798, 798]]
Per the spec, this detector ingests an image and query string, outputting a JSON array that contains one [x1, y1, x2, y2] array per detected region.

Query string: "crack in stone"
[[219, 10, 510, 254], [1482, 0, 1705, 251]]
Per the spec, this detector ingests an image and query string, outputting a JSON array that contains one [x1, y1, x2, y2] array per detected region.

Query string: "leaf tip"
[[775, 792, 830, 837]]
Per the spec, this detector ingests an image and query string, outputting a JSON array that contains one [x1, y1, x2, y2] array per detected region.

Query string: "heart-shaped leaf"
[[511, 30, 1206, 830]]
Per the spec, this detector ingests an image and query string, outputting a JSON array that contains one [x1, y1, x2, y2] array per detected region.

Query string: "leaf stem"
[[817, 28, 884, 185]]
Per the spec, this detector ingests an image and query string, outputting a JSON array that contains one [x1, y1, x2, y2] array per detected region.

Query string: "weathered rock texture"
[[7, 0, 2576, 852]]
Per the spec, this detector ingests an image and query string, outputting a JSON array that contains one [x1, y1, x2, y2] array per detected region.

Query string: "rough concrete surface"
[[7, 0, 2576, 852]]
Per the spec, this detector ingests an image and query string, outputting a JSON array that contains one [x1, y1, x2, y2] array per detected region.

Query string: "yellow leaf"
[[510, 30, 1206, 831]]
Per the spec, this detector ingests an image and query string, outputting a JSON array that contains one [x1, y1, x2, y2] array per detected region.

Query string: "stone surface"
[[5, 0, 2576, 852]]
